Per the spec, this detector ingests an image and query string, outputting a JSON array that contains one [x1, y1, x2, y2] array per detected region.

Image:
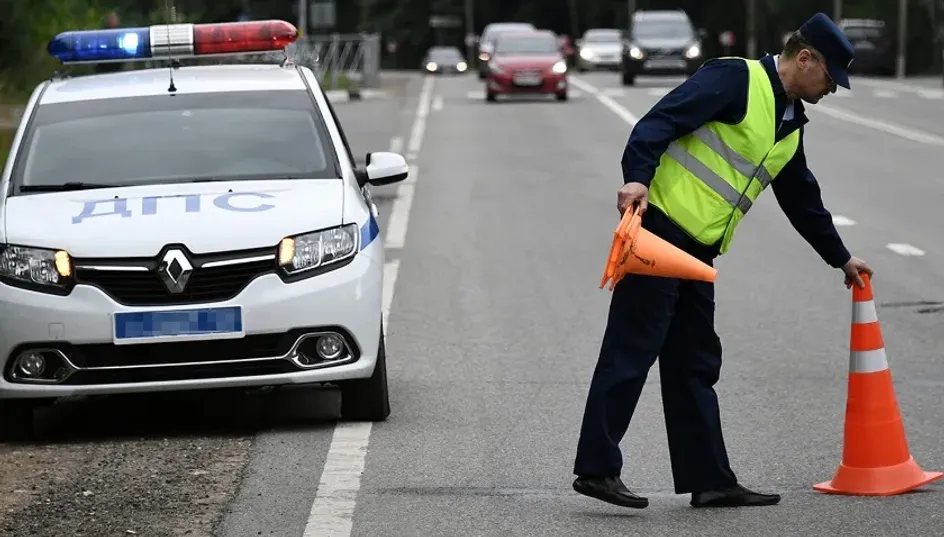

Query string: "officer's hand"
[[842, 256, 874, 289], [618, 182, 649, 215]]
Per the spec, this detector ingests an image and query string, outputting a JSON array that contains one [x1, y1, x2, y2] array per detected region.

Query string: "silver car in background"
[[576, 28, 625, 71]]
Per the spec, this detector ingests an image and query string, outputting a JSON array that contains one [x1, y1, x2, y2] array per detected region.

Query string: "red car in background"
[[484, 30, 569, 102]]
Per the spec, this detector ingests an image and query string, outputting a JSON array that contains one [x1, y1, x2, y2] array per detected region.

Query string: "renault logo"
[[158, 249, 193, 293]]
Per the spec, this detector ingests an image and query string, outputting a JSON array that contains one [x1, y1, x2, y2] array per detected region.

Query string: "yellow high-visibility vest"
[[648, 57, 801, 254]]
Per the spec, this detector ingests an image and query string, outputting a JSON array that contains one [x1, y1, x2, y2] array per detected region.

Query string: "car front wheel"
[[339, 326, 390, 421]]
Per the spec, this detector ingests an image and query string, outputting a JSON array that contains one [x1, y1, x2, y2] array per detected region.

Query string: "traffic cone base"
[[599, 206, 716, 289], [814, 274, 942, 496], [813, 457, 943, 496]]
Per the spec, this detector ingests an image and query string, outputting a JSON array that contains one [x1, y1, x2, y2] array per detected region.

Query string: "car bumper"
[[578, 56, 621, 70], [0, 253, 383, 399], [487, 72, 568, 94], [622, 56, 701, 76]]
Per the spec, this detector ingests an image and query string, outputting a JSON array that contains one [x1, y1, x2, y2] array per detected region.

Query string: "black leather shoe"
[[690, 484, 781, 508], [572, 476, 649, 509]]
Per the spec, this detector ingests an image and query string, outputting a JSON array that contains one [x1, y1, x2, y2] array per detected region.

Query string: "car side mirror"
[[357, 151, 408, 187]]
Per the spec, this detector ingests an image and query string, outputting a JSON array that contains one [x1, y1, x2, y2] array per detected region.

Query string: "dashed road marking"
[[886, 243, 925, 256], [388, 136, 403, 154], [873, 89, 898, 98], [832, 215, 856, 226], [432, 95, 443, 111]]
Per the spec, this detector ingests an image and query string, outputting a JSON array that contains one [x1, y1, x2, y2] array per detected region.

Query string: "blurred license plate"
[[644, 59, 685, 68], [113, 306, 243, 343], [514, 75, 542, 86]]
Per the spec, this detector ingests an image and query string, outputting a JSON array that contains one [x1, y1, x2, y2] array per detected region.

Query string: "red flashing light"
[[193, 20, 298, 55]]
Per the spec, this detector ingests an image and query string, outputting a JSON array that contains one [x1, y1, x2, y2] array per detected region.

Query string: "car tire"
[[486, 90, 496, 102], [555, 90, 568, 101], [621, 72, 635, 86], [0, 400, 37, 441], [477, 70, 486, 80], [339, 327, 390, 422]]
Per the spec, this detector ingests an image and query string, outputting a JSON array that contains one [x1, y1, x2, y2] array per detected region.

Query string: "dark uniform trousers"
[[573, 206, 739, 494]]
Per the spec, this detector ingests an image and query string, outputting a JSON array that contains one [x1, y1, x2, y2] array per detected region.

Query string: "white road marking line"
[[570, 76, 639, 126], [467, 90, 483, 99], [384, 179, 415, 249], [303, 71, 432, 537], [388, 136, 403, 154], [402, 164, 418, 185], [381, 259, 399, 329], [832, 215, 856, 226], [302, 422, 373, 537], [917, 89, 944, 99], [811, 104, 944, 147], [432, 95, 444, 111], [873, 89, 898, 98], [850, 77, 941, 95], [407, 76, 435, 155], [886, 243, 925, 256]]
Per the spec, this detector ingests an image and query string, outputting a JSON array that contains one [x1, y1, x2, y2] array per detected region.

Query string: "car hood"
[[493, 55, 562, 68], [633, 37, 695, 50], [3, 179, 345, 257]]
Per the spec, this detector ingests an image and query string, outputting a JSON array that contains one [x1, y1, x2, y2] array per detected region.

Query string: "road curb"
[[324, 89, 387, 103]]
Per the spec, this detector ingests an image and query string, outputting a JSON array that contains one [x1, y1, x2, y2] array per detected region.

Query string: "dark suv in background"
[[620, 9, 703, 85], [839, 18, 895, 76]]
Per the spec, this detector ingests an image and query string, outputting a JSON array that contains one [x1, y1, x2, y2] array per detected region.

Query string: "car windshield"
[[584, 30, 622, 43], [483, 25, 534, 43], [632, 19, 693, 39], [494, 35, 559, 55], [12, 90, 339, 193], [429, 48, 463, 61]]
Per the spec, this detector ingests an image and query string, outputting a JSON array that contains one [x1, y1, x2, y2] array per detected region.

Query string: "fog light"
[[15, 352, 45, 377], [316, 335, 344, 360]]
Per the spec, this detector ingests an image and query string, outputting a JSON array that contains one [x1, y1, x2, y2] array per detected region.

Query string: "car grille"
[[646, 47, 685, 58], [73, 246, 276, 306]]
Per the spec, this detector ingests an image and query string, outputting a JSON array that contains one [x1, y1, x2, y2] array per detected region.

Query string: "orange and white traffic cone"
[[814, 273, 943, 496]]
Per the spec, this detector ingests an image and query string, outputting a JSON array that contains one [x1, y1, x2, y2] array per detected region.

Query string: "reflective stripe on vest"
[[664, 125, 774, 215]]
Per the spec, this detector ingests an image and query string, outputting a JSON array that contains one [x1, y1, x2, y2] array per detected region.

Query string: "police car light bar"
[[47, 20, 298, 64]]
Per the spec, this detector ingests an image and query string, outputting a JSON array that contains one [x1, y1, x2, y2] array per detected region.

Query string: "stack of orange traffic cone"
[[814, 273, 943, 496], [599, 205, 716, 290]]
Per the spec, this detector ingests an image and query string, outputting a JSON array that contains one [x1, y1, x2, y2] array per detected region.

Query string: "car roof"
[[497, 30, 556, 39], [38, 64, 309, 105], [839, 18, 886, 28], [634, 9, 690, 21]]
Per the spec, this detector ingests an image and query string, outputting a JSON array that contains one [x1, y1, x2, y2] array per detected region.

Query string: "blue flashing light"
[[47, 28, 151, 63]]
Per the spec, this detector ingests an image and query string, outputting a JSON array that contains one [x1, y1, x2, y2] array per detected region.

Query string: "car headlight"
[[579, 48, 594, 60], [0, 245, 73, 292], [426, 61, 438, 71], [277, 224, 358, 279], [551, 60, 567, 74], [629, 46, 644, 60], [457, 61, 467, 71], [685, 44, 701, 58]]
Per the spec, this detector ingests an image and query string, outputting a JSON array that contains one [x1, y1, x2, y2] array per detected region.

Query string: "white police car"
[[0, 20, 406, 433]]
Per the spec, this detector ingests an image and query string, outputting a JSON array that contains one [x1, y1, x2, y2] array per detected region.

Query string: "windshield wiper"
[[19, 182, 119, 192]]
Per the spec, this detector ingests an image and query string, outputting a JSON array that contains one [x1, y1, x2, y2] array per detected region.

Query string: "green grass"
[[0, 129, 12, 165], [320, 71, 360, 92]]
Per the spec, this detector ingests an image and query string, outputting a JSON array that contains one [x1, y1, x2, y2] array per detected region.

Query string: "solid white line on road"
[[303, 72, 430, 537], [382, 259, 399, 329], [570, 76, 639, 126], [811, 104, 944, 147], [384, 184, 415, 249], [917, 89, 944, 99], [388, 136, 403, 154], [432, 95, 443, 111], [832, 215, 856, 226], [873, 89, 898, 98], [302, 422, 373, 537], [886, 243, 926, 256], [407, 76, 435, 158]]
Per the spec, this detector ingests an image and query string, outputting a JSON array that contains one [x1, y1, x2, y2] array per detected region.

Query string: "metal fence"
[[288, 33, 382, 91]]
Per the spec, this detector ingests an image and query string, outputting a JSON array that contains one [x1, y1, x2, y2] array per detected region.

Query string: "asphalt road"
[[3, 70, 944, 536]]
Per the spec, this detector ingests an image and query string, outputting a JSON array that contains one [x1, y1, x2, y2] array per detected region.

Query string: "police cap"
[[797, 13, 855, 89]]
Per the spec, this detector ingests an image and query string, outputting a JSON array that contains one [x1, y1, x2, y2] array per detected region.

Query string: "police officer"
[[572, 13, 875, 509]]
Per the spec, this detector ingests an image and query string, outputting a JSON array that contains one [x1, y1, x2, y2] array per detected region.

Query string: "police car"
[[0, 20, 405, 434]]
